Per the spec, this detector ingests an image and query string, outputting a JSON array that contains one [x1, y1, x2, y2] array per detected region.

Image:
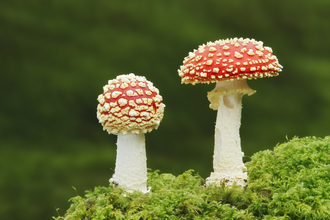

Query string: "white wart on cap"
[[97, 73, 165, 134]]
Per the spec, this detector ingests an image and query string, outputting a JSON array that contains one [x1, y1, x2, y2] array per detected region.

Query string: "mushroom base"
[[206, 172, 247, 187]]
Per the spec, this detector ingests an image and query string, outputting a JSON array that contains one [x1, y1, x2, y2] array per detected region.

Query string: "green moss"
[[54, 137, 330, 219], [247, 136, 330, 219]]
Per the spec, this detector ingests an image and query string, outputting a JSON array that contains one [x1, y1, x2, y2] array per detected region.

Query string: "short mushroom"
[[97, 73, 165, 193], [178, 38, 282, 186]]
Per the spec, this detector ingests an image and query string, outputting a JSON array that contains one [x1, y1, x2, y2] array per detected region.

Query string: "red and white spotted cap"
[[97, 73, 165, 134], [178, 38, 282, 85]]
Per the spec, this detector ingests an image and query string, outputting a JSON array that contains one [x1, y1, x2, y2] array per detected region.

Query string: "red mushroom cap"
[[97, 73, 165, 134], [178, 38, 282, 85]]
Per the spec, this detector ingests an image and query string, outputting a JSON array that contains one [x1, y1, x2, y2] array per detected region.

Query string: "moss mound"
[[54, 137, 330, 219]]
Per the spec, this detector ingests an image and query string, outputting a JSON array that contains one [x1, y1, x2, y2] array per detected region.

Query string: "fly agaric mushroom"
[[97, 73, 165, 193], [178, 38, 282, 186]]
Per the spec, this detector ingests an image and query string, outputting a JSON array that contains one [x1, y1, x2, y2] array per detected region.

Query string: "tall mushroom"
[[178, 38, 282, 186], [97, 73, 165, 193]]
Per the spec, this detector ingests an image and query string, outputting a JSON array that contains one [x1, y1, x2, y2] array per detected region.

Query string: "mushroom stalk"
[[212, 93, 247, 182], [206, 80, 251, 186], [111, 133, 148, 193]]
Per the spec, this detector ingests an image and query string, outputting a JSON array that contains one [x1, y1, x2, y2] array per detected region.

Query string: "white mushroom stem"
[[211, 93, 247, 183], [206, 80, 255, 186], [110, 133, 148, 193]]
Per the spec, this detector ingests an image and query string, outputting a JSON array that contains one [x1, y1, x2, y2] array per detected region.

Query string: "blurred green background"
[[1, 0, 330, 219]]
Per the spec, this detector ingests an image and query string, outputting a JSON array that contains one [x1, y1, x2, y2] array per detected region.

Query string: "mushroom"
[[96, 73, 165, 193], [178, 38, 282, 186]]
